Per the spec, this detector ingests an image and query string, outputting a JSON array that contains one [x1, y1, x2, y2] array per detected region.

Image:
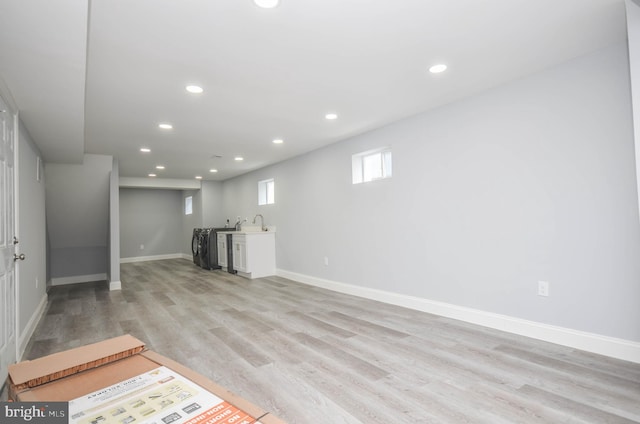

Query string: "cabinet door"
[[217, 235, 226, 267], [233, 238, 247, 272]]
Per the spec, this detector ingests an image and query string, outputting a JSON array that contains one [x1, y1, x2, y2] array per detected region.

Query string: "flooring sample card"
[[69, 366, 257, 424]]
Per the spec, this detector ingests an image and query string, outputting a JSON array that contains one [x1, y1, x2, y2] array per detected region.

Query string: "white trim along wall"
[[50, 273, 108, 286], [278, 269, 640, 364], [120, 253, 189, 263]]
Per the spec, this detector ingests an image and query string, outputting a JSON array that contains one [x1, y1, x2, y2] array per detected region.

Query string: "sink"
[[239, 224, 275, 232], [240, 225, 265, 232]]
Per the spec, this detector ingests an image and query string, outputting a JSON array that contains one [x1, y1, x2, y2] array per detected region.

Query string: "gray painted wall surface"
[[109, 158, 120, 284], [121, 184, 224, 260], [17, 121, 46, 334], [627, 0, 640, 219], [179, 182, 225, 257], [120, 188, 183, 258], [181, 189, 201, 257], [45, 154, 113, 278], [49, 246, 107, 277], [222, 42, 640, 342], [201, 181, 224, 227]]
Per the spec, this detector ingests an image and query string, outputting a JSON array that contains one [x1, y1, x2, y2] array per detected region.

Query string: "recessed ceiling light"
[[156, 165, 165, 170], [325, 113, 338, 120], [429, 64, 447, 74], [148, 173, 157, 177], [186, 85, 203, 94], [195, 176, 203, 180], [254, 0, 279, 8], [234, 156, 244, 161], [140, 147, 151, 153], [209, 169, 218, 173], [158, 123, 173, 130], [272, 138, 284, 144]]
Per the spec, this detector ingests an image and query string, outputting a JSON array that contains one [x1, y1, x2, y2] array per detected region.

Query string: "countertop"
[[216, 229, 276, 235]]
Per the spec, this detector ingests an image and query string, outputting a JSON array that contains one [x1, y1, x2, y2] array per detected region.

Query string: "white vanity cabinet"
[[216, 233, 227, 268], [231, 232, 275, 279], [232, 234, 247, 272]]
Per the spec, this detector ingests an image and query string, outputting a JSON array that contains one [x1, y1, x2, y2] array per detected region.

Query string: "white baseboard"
[[120, 253, 188, 263], [17, 293, 48, 361], [50, 273, 108, 286], [277, 269, 640, 364], [109, 280, 122, 291]]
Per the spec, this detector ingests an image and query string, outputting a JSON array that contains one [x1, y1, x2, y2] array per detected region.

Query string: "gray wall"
[[17, 121, 47, 335], [45, 154, 113, 279], [120, 188, 183, 258], [222, 42, 640, 342], [180, 181, 225, 257], [119, 182, 225, 260], [181, 189, 202, 258], [109, 158, 120, 285], [201, 181, 225, 227], [628, 0, 640, 218]]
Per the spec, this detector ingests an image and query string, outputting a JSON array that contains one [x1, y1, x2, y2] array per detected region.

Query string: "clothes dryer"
[[191, 228, 203, 266], [198, 228, 213, 270]]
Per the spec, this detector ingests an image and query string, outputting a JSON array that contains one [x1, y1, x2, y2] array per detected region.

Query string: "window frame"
[[352, 147, 392, 184], [258, 178, 275, 205], [185, 195, 193, 215]]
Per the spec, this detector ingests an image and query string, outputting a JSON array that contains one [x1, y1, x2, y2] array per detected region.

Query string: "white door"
[[0, 95, 17, 384]]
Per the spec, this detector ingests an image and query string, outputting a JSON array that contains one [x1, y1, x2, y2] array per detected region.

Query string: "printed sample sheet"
[[68, 366, 259, 424]]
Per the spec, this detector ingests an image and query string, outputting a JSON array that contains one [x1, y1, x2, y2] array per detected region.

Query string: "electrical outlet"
[[36, 277, 38, 288], [538, 281, 549, 297], [324, 256, 329, 266], [140, 244, 145, 250]]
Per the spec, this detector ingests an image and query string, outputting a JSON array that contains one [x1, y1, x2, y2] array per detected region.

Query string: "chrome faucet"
[[235, 218, 246, 231], [252, 214, 266, 231]]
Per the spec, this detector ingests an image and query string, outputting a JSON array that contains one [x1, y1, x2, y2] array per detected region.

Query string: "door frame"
[[13, 109, 20, 362], [0, 77, 18, 385]]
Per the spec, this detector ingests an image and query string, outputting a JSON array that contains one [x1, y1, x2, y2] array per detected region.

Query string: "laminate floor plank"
[[5, 258, 638, 424], [518, 384, 640, 423], [567, 350, 640, 381], [491, 348, 640, 418], [249, 329, 307, 366], [207, 308, 269, 336], [286, 310, 357, 338], [245, 362, 360, 424], [292, 332, 390, 381], [209, 326, 273, 368], [293, 361, 407, 424], [323, 310, 411, 339], [423, 380, 569, 424], [318, 333, 453, 388], [224, 308, 275, 335], [495, 345, 640, 395]]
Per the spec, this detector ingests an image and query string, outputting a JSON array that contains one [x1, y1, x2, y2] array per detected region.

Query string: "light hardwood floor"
[[9, 259, 640, 422]]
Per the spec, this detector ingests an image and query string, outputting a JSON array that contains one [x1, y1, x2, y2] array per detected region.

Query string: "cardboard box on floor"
[[7, 334, 285, 424]]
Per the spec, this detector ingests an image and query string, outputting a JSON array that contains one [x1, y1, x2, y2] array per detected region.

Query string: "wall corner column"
[[626, 0, 640, 221], [109, 157, 121, 290]]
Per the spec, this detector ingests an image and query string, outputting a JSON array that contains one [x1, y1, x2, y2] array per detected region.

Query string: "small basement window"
[[352, 147, 392, 184], [185, 196, 193, 215], [258, 178, 275, 205]]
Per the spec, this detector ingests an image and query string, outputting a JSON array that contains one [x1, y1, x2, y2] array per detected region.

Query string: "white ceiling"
[[0, 0, 628, 181]]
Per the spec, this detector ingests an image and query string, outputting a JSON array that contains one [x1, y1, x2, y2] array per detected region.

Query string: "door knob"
[[14, 253, 25, 261]]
